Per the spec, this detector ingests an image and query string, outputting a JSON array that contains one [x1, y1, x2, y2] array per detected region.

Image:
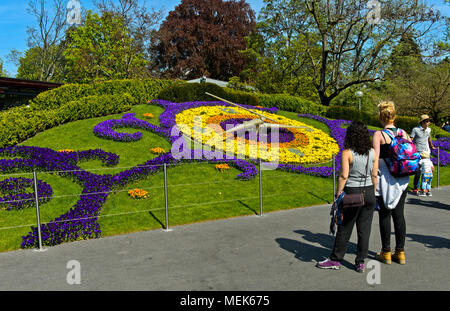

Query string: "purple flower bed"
[[93, 113, 171, 142], [296, 114, 350, 177], [0, 177, 52, 211], [432, 138, 450, 166], [3, 99, 448, 249]]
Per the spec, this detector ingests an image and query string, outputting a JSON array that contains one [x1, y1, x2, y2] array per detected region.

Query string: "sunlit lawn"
[[0, 103, 447, 252]]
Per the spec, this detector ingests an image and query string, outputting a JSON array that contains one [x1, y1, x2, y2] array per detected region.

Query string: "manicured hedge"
[[157, 81, 259, 106], [0, 78, 173, 148], [30, 78, 173, 110], [158, 81, 328, 117], [326, 106, 450, 138], [257, 93, 327, 116], [0, 93, 135, 148], [326, 106, 377, 125]]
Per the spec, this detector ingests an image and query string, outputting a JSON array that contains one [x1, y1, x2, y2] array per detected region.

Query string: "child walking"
[[418, 151, 434, 197]]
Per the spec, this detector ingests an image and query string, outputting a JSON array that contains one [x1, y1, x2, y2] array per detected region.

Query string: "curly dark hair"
[[344, 121, 372, 155]]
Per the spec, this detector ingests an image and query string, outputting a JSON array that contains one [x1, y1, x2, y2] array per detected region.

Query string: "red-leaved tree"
[[152, 0, 256, 81]]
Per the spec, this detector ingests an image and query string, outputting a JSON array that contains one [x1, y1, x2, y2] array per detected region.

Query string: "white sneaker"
[[418, 192, 426, 197], [427, 192, 432, 197]]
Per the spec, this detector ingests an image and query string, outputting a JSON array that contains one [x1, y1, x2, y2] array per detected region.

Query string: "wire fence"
[[0, 148, 444, 251]]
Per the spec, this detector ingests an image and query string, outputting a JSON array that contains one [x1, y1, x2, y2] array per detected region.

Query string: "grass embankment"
[[0, 104, 447, 252]]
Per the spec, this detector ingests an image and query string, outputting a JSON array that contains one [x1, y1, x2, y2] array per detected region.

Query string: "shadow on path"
[[275, 229, 378, 269], [407, 233, 450, 250], [407, 197, 450, 211]]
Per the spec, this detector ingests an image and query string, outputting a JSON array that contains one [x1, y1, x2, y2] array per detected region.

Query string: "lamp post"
[[355, 90, 363, 110]]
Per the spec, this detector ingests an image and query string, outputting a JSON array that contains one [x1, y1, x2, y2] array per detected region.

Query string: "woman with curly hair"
[[316, 121, 378, 273]]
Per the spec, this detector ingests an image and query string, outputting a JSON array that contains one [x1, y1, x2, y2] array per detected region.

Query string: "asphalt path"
[[0, 186, 449, 292]]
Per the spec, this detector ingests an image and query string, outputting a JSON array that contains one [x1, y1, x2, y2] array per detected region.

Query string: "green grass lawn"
[[0, 103, 448, 252]]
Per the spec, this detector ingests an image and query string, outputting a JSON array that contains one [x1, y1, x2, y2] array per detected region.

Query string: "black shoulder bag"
[[342, 152, 370, 208]]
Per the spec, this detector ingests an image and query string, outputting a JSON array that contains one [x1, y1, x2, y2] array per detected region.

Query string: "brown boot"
[[375, 250, 391, 264], [392, 250, 406, 264]]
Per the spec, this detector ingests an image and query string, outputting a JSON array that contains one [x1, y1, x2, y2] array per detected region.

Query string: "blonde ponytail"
[[378, 101, 396, 125]]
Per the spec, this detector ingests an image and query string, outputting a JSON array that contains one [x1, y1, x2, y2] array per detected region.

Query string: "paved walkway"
[[0, 186, 449, 291]]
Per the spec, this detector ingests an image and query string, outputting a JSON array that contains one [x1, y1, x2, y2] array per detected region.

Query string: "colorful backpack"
[[382, 128, 420, 177]]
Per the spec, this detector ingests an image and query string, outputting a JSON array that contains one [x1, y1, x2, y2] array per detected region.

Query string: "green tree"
[[246, 0, 441, 106], [240, 16, 319, 100], [14, 46, 65, 82], [25, 0, 67, 82], [0, 58, 10, 77], [385, 32, 423, 80], [64, 11, 147, 83], [384, 59, 449, 126]]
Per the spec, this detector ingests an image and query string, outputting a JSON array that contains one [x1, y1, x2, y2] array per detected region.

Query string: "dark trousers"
[[330, 185, 376, 264], [413, 168, 421, 189], [376, 190, 407, 252]]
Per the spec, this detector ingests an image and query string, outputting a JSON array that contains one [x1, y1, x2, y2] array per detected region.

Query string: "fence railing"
[[0, 148, 443, 252]]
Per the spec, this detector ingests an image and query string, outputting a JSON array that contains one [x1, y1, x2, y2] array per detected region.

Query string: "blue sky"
[[0, 0, 448, 76]]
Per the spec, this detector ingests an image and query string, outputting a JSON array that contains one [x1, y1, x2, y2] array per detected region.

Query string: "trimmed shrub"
[[30, 78, 173, 110], [157, 81, 259, 106], [157, 81, 327, 116], [326, 106, 450, 139], [431, 125, 450, 139], [0, 93, 135, 148], [325, 106, 376, 125], [257, 93, 326, 116]]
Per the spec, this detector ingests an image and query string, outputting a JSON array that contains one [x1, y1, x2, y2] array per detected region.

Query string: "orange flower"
[[58, 149, 74, 153], [143, 113, 154, 118], [215, 163, 230, 172], [150, 147, 165, 154], [128, 188, 149, 199]]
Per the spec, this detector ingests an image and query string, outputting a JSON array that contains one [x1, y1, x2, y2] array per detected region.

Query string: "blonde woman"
[[372, 101, 411, 265]]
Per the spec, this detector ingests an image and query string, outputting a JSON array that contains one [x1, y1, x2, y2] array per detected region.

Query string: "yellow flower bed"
[[175, 105, 339, 164], [128, 188, 149, 199], [58, 149, 75, 153]]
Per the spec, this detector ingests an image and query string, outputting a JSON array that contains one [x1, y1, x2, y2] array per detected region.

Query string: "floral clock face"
[[175, 106, 339, 164]]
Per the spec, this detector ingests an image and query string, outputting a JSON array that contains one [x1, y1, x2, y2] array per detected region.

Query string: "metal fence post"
[[259, 158, 263, 216], [163, 163, 171, 231], [437, 146, 440, 189], [332, 154, 336, 200], [33, 171, 46, 252]]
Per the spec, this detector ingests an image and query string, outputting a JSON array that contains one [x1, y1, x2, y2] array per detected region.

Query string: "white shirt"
[[411, 126, 431, 153], [419, 158, 434, 174]]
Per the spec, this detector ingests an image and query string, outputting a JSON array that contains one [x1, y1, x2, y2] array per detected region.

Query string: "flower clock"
[[1, 99, 448, 250], [174, 105, 339, 165]]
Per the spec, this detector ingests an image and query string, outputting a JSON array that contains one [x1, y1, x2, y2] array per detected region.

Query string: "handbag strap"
[[361, 150, 370, 193]]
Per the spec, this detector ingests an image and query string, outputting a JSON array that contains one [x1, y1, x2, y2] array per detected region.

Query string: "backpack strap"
[[382, 129, 395, 140], [382, 128, 403, 139]]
